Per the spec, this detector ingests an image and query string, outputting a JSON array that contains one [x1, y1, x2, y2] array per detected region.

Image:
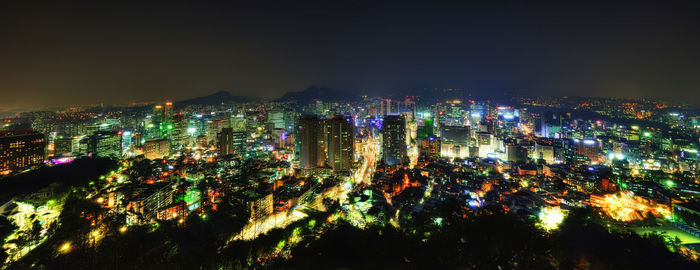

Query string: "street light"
[[59, 242, 71, 253]]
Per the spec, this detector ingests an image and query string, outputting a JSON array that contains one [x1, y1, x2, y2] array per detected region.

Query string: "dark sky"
[[1, 0, 699, 110]]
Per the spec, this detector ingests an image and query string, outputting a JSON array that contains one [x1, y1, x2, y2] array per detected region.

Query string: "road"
[[229, 136, 380, 242]]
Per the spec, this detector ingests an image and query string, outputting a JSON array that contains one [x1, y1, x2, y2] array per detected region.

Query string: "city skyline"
[[2, 1, 700, 269]]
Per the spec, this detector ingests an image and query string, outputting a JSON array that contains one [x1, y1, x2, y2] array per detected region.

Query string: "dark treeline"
[[8, 198, 697, 269], [0, 158, 118, 202]]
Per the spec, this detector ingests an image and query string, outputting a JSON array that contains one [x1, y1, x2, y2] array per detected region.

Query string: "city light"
[[2, 2, 699, 268], [590, 192, 671, 222], [538, 206, 566, 231], [59, 242, 71, 254]]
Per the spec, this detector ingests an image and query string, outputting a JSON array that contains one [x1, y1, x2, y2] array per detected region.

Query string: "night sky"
[[1, 0, 699, 110]]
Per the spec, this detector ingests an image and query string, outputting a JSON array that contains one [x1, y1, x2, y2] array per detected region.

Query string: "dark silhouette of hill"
[[278, 86, 360, 104], [176, 91, 259, 107]]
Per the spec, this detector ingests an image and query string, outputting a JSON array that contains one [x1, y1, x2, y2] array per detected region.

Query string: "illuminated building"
[[380, 99, 399, 117], [439, 126, 470, 158], [297, 115, 325, 170], [497, 107, 520, 127], [574, 138, 601, 161], [232, 131, 247, 153], [170, 113, 188, 149], [419, 137, 440, 160], [53, 136, 74, 157], [673, 202, 700, 236], [143, 139, 169, 160], [268, 110, 287, 129], [153, 104, 165, 125], [206, 119, 226, 145], [126, 182, 175, 224], [534, 142, 555, 163], [0, 130, 46, 173], [164, 101, 174, 121], [217, 127, 235, 156], [88, 131, 121, 159], [195, 135, 207, 147], [476, 132, 494, 158], [326, 117, 354, 172], [157, 202, 187, 220], [231, 113, 247, 132], [382, 115, 407, 165], [417, 117, 435, 139], [249, 193, 274, 221], [505, 144, 529, 163]]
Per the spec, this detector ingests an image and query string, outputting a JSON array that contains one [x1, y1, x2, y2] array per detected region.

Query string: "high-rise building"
[[217, 127, 234, 156], [327, 117, 354, 172], [534, 142, 555, 163], [164, 101, 174, 122], [382, 116, 407, 166], [143, 139, 169, 160], [574, 138, 601, 161], [170, 113, 188, 149], [232, 131, 247, 153], [297, 116, 325, 170], [419, 137, 440, 160], [89, 131, 121, 159], [506, 144, 529, 163], [440, 126, 470, 158], [0, 130, 46, 173], [54, 136, 74, 157]]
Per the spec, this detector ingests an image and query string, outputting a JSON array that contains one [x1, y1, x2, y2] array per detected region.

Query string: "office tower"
[[54, 136, 74, 157], [382, 115, 406, 166], [380, 99, 400, 117], [231, 113, 247, 132], [217, 127, 234, 156], [419, 137, 440, 160], [327, 117, 355, 172], [268, 111, 286, 129], [534, 142, 555, 163], [89, 131, 122, 159], [153, 104, 165, 124], [0, 130, 46, 173], [207, 119, 226, 145], [440, 126, 470, 158], [476, 132, 494, 158], [297, 115, 325, 170], [143, 139, 170, 160], [232, 131, 247, 153], [574, 138, 601, 161], [506, 144, 529, 163], [121, 131, 133, 150], [170, 113, 188, 149], [164, 101, 174, 122]]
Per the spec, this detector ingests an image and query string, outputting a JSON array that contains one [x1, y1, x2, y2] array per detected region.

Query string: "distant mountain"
[[278, 87, 360, 104], [176, 91, 259, 107]]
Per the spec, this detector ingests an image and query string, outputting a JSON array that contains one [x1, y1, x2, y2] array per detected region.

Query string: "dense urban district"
[[1, 89, 700, 269]]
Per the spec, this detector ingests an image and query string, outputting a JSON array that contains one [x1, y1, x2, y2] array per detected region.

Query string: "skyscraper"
[[217, 127, 234, 156], [170, 113, 188, 149], [88, 131, 122, 159], [144, 139, 169, 160], [0, 130, 46, 173], [327, 117, 354, 172], [232, 131, 247, 153], [297, 115, 325, 170], [382, 116, 407, 166]]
